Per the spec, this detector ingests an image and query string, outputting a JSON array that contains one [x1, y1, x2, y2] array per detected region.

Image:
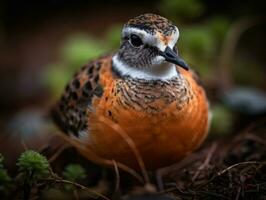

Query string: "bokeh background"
[[0, 0, 266, 182]]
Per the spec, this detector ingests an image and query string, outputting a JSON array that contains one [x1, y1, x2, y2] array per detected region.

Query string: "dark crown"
[[124, 13, 177, 36]]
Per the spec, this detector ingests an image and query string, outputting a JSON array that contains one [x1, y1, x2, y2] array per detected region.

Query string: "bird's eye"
[[129, 34, 143, 47]]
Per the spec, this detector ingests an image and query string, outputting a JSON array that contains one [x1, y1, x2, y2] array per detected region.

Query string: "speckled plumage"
[[125, 13, 177, 36], [51, 14, 210, 170], [52, 58, 104, 137], [113, 76, 193, 113]]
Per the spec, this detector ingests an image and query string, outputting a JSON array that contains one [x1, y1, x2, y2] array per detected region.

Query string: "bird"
[[51, 13, 210, 170]]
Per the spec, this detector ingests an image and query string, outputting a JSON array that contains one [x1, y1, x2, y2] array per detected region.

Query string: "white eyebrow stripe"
[[122, 26, 179, 52]]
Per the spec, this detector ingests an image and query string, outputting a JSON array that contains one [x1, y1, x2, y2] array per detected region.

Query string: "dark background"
[[0, 0, 265, 174], [0, 0, 266, 199]]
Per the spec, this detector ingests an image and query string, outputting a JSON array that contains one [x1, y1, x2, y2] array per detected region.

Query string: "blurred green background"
[[0, 0, 265, 164]]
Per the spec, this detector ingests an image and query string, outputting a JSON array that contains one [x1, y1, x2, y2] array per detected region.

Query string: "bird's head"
[[112, 13, 189, 80]]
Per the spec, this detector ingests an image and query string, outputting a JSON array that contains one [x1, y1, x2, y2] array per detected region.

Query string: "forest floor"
[[27, 119, 266, 200]]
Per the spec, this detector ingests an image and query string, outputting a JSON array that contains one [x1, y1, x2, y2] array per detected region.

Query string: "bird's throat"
[[112, 54, 178, 80]]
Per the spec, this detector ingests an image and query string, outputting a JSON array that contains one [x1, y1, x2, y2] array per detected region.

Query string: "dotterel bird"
[[51, 13, 210, 170]]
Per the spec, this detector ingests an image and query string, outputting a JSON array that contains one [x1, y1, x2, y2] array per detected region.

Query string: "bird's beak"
[[159, 46, 189, 71]]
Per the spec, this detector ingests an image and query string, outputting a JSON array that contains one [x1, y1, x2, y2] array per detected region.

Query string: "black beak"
[[159, 46, 189, 71]]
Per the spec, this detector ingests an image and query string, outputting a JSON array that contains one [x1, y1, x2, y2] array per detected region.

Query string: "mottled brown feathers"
[[125, 13, 177, 36], [51, 13, 210, 170], [51, 54, 209, 169], [51, 56, 107, 136], [112, 76, 193, 113]]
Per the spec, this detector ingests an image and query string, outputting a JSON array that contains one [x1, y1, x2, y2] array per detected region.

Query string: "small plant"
[[0, 154, 11, 196], [0, 167, 11, 185], [12, 150, 106, 199], [16, 150, 50, 200], [17, 150, 49, 180], [63, 164, 86, 182]]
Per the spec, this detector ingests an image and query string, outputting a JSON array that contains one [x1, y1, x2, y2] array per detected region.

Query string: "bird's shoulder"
[[178, 67, 205, 90], [51, 54, 113, 136]]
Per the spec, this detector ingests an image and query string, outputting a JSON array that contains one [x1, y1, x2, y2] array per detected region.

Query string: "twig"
[[53, 130, 144, 183], [235, 187, 241, 200], [48, 143, 71, 163], [217, 161, 266, 176], [160, 185, 187, 195], [156, 153, 201, 191], [73, 188, 79, 200], [37, 134, 55, 153], [217, 16, 265, 91], [197, 161, 266, 189], [243, 134, 266, 146], [43, 177, 110, 200], [99, 116, 150, 184], [112, 160, 120, 193], [192, 142, 217, 181]]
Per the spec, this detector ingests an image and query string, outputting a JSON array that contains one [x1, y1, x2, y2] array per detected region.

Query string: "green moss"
[[0, 154, 11, 190], [17, 150, 49, 180], [63, 164, 86, 182]]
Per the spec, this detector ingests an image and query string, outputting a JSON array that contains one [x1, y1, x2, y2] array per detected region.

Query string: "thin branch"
[[53, 130, 144, 183], [217, 16, 265, 91], [243, 134, 266, 146], [73, 188, 79, 200], [235, 187, 241, 200], [217, 161, 266, 176], [43, 177, 110, 200], [197, 161, 266, 189], [98, 116, 150, 184], [156, 153, 201, 191], [112, 160, 120, 193], [48, 143, 71, 163], [192, 142, 217, 181]]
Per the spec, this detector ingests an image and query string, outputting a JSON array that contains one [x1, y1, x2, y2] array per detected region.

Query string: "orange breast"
[[78, 65, 210, 170]]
